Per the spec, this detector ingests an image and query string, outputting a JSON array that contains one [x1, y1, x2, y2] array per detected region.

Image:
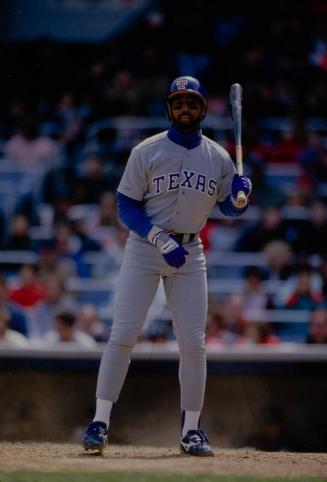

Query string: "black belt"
[[170, 233, 197, 244]]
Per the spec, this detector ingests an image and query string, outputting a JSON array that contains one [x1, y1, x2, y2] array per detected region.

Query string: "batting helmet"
[[166, 76, 207, 120]]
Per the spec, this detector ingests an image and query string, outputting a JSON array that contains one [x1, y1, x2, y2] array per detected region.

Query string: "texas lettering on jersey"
[[152, 170, 217, 197]]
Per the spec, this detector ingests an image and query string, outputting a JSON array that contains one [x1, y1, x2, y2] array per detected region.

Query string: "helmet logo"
[[176, 79, 188, 90]]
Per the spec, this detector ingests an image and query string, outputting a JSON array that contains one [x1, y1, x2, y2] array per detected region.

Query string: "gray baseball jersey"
[[96, 130, 236, 412], [118, 131, 236, 232]]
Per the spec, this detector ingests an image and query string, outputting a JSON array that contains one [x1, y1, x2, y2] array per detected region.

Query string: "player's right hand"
[[231, 173, 252, 199], [155, 232, 189, 268]]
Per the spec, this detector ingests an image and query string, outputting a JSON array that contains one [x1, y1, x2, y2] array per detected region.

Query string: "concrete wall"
[[0, 362, 326, 451]]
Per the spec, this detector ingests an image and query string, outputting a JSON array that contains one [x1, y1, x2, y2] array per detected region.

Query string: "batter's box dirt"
[[0, 443, 326, 478]]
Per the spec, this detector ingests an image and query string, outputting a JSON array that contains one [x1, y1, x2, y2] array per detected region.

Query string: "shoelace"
[[189, 429, 209, 445], [88, 423, 106, 434]]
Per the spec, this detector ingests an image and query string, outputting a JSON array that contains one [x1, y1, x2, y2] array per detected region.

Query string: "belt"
[[170, 233, 197, 244]]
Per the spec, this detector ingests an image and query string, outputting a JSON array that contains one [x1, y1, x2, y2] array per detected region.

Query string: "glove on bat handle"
[[230, 83, 247, 208]]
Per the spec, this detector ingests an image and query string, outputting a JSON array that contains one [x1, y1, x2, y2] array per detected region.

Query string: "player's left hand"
[[162, 244, 189, 268], [155, 232, 189, 268], [231, 173, 252, 200]]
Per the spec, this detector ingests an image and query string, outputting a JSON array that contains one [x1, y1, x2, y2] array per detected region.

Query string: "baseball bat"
[[230, 83, 247, 208]]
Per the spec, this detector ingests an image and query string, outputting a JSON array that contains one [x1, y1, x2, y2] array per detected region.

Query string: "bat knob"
[[235, 190, 247, 208]]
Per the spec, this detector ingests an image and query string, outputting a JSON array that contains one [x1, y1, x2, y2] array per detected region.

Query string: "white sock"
[[182, 410, 201, 437], [93, 398, 113, 427]]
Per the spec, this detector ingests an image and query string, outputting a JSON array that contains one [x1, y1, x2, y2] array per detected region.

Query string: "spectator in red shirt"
[[285, 265, 323, 310], [266, 128, 305, 165], [9, 264, 46, 309]]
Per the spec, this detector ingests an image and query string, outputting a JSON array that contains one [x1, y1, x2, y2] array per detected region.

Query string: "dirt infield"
[[0, 443, 326, 478]]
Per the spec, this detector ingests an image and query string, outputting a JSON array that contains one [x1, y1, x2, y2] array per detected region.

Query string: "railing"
[[0, 343, 326, 361], [208, 278, 284, 295], [86, 115, 327, 139], [0, 250, 270, 270], [0, 250, 38, 264]]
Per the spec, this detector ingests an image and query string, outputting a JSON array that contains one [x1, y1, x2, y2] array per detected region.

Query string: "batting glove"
[[148, 227, 189, 268], [231, 174, 252, 201]]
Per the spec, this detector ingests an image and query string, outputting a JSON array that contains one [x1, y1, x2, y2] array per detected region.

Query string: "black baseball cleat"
[[180, 429, 214, 457], [82, 421, 108, 453]]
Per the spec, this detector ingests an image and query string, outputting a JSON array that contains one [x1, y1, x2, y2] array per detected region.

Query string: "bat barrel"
[[230, 83, 242, 146], [230, 83, 242, 105]]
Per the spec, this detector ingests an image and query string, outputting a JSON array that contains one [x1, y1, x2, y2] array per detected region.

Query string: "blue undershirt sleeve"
[[116, 191, 153, 239], [218, 194, 249, 217]]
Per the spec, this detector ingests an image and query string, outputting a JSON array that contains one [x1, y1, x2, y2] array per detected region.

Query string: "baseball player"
[[83, 76, 252, 456]]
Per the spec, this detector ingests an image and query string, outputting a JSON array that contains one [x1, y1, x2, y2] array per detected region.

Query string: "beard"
[[172, 115, 201, 133]]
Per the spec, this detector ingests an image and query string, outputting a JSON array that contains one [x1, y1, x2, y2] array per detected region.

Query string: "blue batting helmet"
[[166, 76, 207, 120]]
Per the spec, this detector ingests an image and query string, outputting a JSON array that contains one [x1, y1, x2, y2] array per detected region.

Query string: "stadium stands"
[[0, 0, 327, 347]]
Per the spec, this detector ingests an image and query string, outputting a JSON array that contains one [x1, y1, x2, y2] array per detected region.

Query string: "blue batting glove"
[[231, 173, 252, 199], [162, 245, 189, 268], [153, 231, 189, 268]]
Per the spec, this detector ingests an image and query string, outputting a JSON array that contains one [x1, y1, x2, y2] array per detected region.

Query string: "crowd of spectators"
[[0, 0, 327, 348]]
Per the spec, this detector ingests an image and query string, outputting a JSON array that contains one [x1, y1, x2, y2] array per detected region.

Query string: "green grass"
[[0, 472, 326, 482]]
